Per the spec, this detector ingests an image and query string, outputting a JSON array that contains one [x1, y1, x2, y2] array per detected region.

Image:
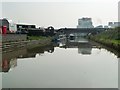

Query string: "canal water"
[[1, 37, 119, 88]]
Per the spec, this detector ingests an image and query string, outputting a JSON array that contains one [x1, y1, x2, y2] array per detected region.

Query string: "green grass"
[[90, 27, 120, 49], [110, 40, 120, 45]]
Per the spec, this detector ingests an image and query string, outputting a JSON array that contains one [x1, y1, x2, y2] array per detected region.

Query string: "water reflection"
[[2, 44, 54, 73], [78, 46, 92, 55], [58, 37, 92, 55], [2, 36, 119, 73], [57, 36, 119, 57], [2, 37, 119, 88]]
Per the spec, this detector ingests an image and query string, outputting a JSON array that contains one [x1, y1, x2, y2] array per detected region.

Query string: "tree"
[[46, 26, 55, 36]]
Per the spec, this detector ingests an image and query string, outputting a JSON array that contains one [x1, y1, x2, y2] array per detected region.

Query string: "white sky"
[[1, 0, 119, 28]]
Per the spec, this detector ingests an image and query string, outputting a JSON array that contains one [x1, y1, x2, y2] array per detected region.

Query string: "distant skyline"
[[1, 0, 119, 28]]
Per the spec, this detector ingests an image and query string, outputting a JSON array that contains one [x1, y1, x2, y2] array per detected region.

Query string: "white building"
[[0, 18, 17, 32], [108, 22, 120, 28], [77, 17, 94, 28]]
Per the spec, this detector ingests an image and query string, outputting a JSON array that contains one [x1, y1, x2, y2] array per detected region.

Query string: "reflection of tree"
[[47, 48, 54, 53]]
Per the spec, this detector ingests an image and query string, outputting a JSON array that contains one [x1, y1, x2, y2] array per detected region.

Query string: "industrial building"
[[108, 22, 120, 28]]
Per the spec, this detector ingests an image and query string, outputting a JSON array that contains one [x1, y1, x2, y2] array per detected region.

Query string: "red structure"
[[2, 26, 7, 34]]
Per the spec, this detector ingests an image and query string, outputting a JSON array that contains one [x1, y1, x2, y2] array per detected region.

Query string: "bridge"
[[57, 28, 110, 36]]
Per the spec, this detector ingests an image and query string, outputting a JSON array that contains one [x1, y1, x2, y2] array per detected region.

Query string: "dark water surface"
[[1, 37, 119, 88]]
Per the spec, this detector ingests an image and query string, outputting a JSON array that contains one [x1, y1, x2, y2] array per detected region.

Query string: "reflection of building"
[[77, 17, 94, 28], [78, 42, 92, 55], [60, 37, 92, 55], [78, 48, 92, 54]]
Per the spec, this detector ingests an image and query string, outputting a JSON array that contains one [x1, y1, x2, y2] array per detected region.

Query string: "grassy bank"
[[89, 27, 120, 50], [27, 36, 51, 40]]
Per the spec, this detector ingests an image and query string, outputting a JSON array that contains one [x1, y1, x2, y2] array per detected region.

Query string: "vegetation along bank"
[[89, 27, 120, 51]]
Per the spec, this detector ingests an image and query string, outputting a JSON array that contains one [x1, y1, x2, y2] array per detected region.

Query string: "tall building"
[[77, 17, 94, 28]]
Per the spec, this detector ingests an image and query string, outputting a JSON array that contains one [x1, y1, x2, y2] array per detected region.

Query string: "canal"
[[1, 37, 119, 88]]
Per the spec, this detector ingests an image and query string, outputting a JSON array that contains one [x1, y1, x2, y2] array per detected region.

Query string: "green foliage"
[[94, 28, 120, 40], [90, 28, 120, 49], [95, 28, 120, 40]]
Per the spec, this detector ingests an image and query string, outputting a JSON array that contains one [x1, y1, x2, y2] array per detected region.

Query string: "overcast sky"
[[1, 0, 119, 28]]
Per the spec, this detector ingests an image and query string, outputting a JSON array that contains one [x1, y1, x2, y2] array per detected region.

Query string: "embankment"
[[89, 27, 120, 51], [2, 34, 52, 53]]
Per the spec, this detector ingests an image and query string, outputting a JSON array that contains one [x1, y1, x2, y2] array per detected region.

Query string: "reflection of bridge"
[[60, 39, 92, 55], [57, 28, 110, 36]]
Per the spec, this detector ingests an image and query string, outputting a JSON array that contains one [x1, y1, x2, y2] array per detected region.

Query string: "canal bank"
[[88, 27, 120, 52], [2, 34, 52, 53]]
